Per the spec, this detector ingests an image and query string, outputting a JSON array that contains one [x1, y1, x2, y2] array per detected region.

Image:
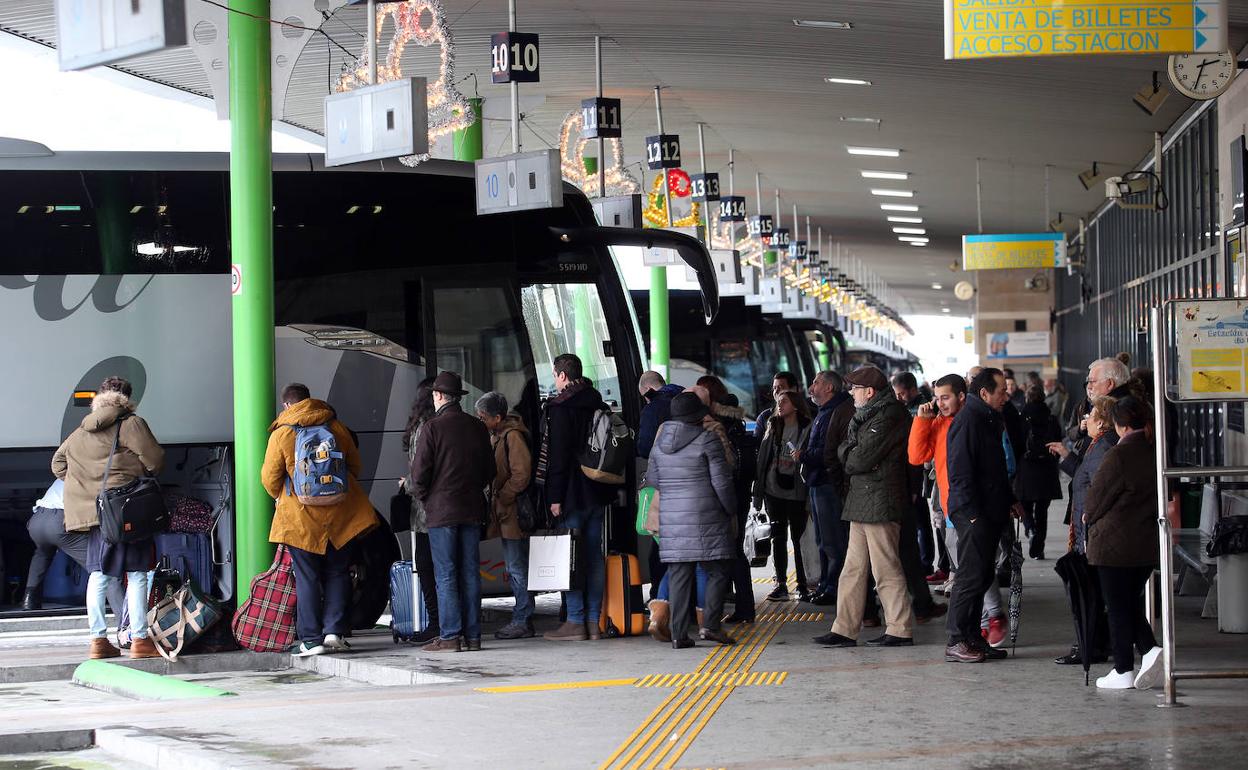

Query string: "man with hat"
[[410, 371, 496, 652], [813, 365, 915, 649]]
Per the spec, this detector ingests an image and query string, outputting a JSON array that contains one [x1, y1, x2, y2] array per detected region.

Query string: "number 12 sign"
[[644, 134, 682, 170], [491, 32, 540, 84]]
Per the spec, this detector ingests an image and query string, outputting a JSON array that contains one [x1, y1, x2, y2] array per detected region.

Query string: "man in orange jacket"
[[907, 374, 967, 515]]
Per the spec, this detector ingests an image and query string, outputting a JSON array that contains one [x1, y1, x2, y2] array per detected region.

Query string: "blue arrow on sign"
[[1195, 29, 1208, 49], [1195, 6, 1207, 25]]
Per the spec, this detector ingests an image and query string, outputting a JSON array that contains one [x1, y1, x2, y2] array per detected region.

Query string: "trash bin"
[[1208, 515, 1248, 633]]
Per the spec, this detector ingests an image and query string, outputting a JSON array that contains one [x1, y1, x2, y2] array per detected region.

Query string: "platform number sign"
[[645, 134, 682, 170], [690, 173, 720, 203], [771, 228, 791, 251], [490, 32, 540, 84], [581, 97, 622, 139], [747, 214, 774, 240], [789, 240, 808, 260], [719, 195, 746, 222]]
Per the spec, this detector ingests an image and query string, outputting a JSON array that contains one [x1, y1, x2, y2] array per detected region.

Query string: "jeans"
[[500, 538, 534, 625], [765, 496, 808, 590], [946, 513, 1006, 645], [668, 560, 731, 641], [1099, 565, 1158, 674], [656, 566, 707, 606], [560, 507, 604, 624], [88, 570, 149, 639], [809, 484, 848, 596], [428, 524, 482, 640], [288, 543, 353, 646]]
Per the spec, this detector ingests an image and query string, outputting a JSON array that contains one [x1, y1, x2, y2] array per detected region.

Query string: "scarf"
[[535, 378, 591, 485]]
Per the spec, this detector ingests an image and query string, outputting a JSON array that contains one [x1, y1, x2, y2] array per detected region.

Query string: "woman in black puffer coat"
[[649, 393, 737, 649]]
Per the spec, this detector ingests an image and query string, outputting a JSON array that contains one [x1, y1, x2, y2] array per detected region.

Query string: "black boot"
[[21, 588, 41, 611]]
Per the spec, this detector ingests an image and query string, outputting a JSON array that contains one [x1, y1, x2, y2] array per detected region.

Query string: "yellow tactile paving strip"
[[597, 601, 804, 770]]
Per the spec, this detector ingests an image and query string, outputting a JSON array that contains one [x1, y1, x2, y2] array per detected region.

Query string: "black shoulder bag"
[[97, 417, 170, 544], [503, 430, 542, 533]]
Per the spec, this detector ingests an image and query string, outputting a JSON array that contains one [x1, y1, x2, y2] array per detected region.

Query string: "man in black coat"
[[944, 367, 1024, 663], [540, 353, 616, 642]]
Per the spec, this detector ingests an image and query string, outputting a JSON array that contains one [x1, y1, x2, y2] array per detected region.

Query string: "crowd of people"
[[47, 349, 1165, 693]]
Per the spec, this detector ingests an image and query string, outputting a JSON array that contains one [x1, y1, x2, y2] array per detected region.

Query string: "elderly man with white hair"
[[1066, 357, 1135, 444]]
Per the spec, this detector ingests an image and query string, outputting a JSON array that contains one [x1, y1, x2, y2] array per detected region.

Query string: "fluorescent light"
[[898, 236, 929, 243], [841, 116, 881, 125], [881, 203, 919, 211], [931, 283, 943, 290], [909, 242, 928, 247], [871, 189, 914, 198], [893, 227, 926, 234], [794, 19, 853, 29], [861, 170, 908, 180], [848, 146, 899, 157], [941, 307, 951, 312], [887, 216, 923, 223], [826, 77, 871, 86]]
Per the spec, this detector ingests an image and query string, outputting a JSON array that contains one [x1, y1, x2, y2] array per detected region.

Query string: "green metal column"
[[452, 98, 483, 162], [649, 267, 668, 377], [229, 0, 276, 601]]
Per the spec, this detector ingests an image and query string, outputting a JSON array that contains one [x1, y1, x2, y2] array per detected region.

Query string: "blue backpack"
[[287, 423, 348, 506]]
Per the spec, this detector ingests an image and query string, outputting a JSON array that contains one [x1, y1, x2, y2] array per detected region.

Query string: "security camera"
[[1105, 176, 1150, 199]]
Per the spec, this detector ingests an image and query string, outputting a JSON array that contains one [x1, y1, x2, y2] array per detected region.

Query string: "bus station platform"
[[1, 509, 1244, 770]]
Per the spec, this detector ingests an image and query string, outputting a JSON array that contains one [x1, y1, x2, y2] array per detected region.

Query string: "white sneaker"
[[1134, 646, 1163, 690], [293, 641, 326, 657], [1096, 668, 1135, 689], [323, 634, 351, 652]]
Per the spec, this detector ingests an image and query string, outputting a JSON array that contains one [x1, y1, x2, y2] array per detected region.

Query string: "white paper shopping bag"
[[527, 530, 577, 592]]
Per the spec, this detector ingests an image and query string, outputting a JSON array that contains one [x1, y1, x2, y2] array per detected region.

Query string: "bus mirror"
[[548, 226, 720, 324]]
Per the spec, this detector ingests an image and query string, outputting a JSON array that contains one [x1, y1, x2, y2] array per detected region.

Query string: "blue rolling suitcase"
[[43, 550, 88, 605], [154, 532, 214, 595], [390, 531, 429, 643]]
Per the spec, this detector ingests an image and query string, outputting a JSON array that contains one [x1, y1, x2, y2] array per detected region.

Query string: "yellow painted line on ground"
[[602, 686, 694, 770], [476, 678, 636, 694], [660, 685, 737, 770], [632, 685, 723, 770]]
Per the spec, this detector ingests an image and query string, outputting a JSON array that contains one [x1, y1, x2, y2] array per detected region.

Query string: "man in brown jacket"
[[262, 383, 377, 657], [410, 372, 496, 652]]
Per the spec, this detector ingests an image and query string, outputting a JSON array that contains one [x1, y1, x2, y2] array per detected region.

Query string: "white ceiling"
[[5, 0, 1248, 314]]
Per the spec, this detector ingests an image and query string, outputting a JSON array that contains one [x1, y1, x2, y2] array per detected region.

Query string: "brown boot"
[[89, 637, 120, 660], [543, 621, 588, 641], [696, 609, 704, 628], [129, 636, 161, 659], [648, 600, 671, 643]]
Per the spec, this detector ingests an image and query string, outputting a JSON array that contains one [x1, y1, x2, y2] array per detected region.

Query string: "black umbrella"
[[1007, 520, 1025, 652], [1054, 550, 1102, 686]]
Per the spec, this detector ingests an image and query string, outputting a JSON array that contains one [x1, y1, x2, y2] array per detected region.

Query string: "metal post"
[[976, 158, 984, 235], [367, 0, 377, 84], [774, 189, 782, 277], [595, 36, 605, 199], [229, 0, 276, 601], [650, 84, 670, 377], [509, 0, 520, 153], [697, 123, 711, 246], [1151, 306, 1182, 707]]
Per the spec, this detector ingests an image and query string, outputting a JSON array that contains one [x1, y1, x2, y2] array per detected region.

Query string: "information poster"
[[1176, 299, 1248, 400], [963, 233, 1067, 270], [985, 331, 1051, 359]]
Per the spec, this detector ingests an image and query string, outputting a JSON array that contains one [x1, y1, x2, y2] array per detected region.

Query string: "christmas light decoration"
[[557, 111, 640, 197], [337, 0, 474, 165], [642, 173, 702, 229]]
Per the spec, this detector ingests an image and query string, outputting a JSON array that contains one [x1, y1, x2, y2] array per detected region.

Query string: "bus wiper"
[[549, 226, 720, 324]]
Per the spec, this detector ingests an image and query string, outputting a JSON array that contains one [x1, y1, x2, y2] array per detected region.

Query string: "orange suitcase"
[[600, 552, 646, 637]]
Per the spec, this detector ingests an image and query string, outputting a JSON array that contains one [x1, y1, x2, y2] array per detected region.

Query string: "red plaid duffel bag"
[[232, 545, 297, 652]]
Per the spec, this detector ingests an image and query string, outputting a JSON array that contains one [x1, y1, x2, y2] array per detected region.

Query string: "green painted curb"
[[71, 660, 236, 700]]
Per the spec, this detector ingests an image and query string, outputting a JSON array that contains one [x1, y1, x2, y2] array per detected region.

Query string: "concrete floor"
[[0, 504, 1245, 770]]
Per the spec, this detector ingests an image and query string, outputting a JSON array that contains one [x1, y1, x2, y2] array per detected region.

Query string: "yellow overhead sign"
[[962, 233, 1067, 270], [945, 0, 1227, 59]]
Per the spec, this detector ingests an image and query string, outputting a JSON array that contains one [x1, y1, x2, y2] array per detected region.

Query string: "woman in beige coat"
[[475, 392, 535, 640], [52, 377, 164, 660]]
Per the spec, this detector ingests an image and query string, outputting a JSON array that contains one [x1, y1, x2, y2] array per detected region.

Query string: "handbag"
[[146, 577, 225, 662], [743, 510, 773, 568], [97, 418, 170, 544], [527, 528, 582, 592], [503, 430, 542, 533], [635, 487, 658, 535]]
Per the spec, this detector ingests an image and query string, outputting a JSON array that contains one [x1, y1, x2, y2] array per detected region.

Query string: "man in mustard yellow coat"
[[262, 383, 377, 657]]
